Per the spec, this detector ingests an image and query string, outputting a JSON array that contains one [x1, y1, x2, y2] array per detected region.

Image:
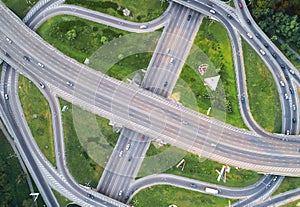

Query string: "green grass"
[[60, 98, 121, 188], [2, 0, 38, 19], [165, 153, 261, 187], [18, 75, 56, 166], [183, 18, 246, 128], [37, 15, 127, 63], [65, 0, 169, 22], [131, 185, 235, 207], [273, 177, 300, 195], [242, 40, 282, 133], [0, 127, 35, 206], [144, 144, 261, 187]]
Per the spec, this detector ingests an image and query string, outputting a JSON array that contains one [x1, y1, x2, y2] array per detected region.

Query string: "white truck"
[[205, 187, 219, 195]]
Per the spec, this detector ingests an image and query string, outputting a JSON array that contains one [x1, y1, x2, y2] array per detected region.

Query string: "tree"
[[65, 29, 77, 41]]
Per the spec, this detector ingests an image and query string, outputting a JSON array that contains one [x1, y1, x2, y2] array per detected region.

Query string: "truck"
[[139, 25, 147, 29], [205, 187, 219, 195]]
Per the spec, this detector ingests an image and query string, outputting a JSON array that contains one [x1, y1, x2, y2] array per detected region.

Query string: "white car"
[[6, 37, 12, 44], [125, 143, 131, 151], [118, 190, 123, 196], [4, 94, 8, 100], [119, 150, 124, 157], [38, 62, 45, 68], [284, 93, 289, 100], [279, 80, 285, 87], [209, 9, 216, 14]]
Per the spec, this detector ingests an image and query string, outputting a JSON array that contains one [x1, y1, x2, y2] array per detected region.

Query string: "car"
[[207, 2, 213, 6], [246, 19, 251, 25], [140, 136, 145, 140], [5, 37, 12, 44], [263, 43, 269, 48], [279, 80, 285, 87], [169, 58, 174, 64], [164, 81, 168, 87], [247, 33, 253, 39], [87, 193, 94, 199], [284, 93, 289, 100], [280, 63, 285, 69], [255, 33, 261, 39], [39, 82, 45, 89], [238, 1, 243, 8], [272, 52, 277, 58], [241, 96, 245, 103], [23, 56, 30, 62], [182, 120, 189, 125], [285, 74, 290, 81], [289, 69, 295, 75], [38, 62, 45, 68], [272, 176, 278, 182], [128, 156, 133, 162], [298, 149, 300, 153], [139, 25, 147, 29], [227, 14, 233, 19], [190, 183, 197, 188], [293, 118, 297, 123], [125, 143, 131, 151], [166, 48, 170, 54], [187, 14, 192, 21], [118, 190, 123, 196], [209, 9, 216, 14], [286, 130, 290, 135], [292, 104, 296, 111], [259, 49, 266, 56], [66, 81, 74, 87], [119, 150, 124, 157], [4, 94, 8, 100], [290, 88, 294, 94], [4, 52, 10, 58]]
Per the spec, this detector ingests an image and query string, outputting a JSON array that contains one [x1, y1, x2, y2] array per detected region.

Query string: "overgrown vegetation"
[[2, 0, 38, 19], [65, 0, 169, 22], [37, 15, 127, 62], [0, 129, 35, 206], [250, 0, 300, 56]]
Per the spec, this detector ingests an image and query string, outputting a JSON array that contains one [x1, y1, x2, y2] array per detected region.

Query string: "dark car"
[[293, 118, 297, 123], [227, 14, 233, 19], [263, 43, 269, 48], [187, 14, 191, 21], [255, 33, 261, 39], [241, 97, 245, 103], [23, 56, 30, 62], [190, 183, 197, 188], [246, 19, 251, 25], [87, 193, 94, 199], [272, 52, 277, 58]]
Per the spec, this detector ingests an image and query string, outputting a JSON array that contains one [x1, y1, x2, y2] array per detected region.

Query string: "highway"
[[2, 0, 298, 205], [1, 1, 300, 177], [97, 2, 204, 201]]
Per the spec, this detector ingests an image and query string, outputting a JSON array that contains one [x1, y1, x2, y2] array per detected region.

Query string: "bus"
[[205, 187, 219, 195]]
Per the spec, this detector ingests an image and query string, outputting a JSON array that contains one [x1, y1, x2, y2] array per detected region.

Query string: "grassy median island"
[[60, 98, 121, 187], [65, 0, 168, 22], [242, 40, 282, 133], [53, 189, 72, 207], [2, 0, 39, 19], [273, 177, 300, 195], [18, 75, 56, 166], [188, 18, 246, 128], [131, 185, 234, 207]]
